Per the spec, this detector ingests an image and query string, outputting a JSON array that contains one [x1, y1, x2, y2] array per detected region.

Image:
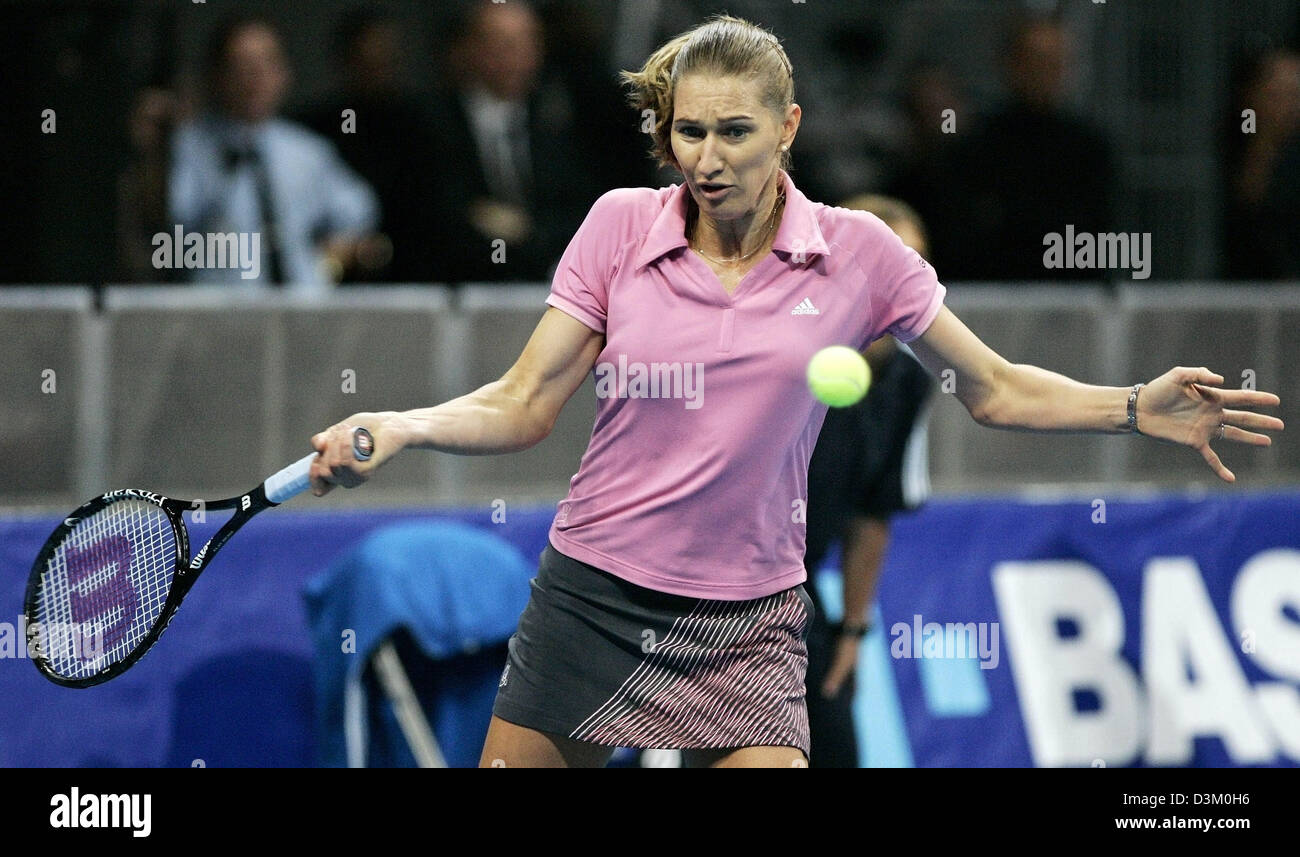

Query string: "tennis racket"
[[24, 426, 375, 688]]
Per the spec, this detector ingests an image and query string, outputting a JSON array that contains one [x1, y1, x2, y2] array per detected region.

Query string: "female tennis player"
[[308, 15, 1284, 767]]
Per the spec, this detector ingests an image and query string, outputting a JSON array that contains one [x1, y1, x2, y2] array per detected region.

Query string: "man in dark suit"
[[429, 0, 605, 284], [907, 15, 1117, 282]]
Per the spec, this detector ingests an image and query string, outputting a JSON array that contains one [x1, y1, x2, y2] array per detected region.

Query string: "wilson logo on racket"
[[25, 428, 373, 688], [66, 535, 139, 650]]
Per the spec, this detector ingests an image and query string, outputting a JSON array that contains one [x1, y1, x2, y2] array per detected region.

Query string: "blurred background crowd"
[[0, 0, 1298, 289]]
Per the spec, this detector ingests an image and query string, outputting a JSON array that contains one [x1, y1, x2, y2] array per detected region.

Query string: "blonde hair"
[[620, 15, 795, 172], [840, 193, 929, 251]]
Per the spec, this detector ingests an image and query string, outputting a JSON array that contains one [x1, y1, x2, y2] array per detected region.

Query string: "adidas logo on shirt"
[[791, 298, 820, 315]]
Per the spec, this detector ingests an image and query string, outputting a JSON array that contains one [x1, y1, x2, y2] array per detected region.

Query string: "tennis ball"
[[807, 345, 871, 407]]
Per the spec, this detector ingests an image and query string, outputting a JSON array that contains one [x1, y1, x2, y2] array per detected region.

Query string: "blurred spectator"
[[886, 63, 967, 275], [296, 9, 440, 282], [919, 15, 1116, 281], [537, 0, 654, 193], [116, 84, 188, 282], [803, 194, 935, 768], [1222, 47, 1300, 279], [163, 15, 380, 293], [427, 0, 603, 283]]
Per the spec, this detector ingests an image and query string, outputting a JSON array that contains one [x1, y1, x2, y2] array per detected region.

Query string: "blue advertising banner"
[[851, 491, 1300, 767], [1, 492, 1296, 767]]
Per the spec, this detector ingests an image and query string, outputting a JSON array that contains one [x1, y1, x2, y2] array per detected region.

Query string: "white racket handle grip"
[[264, 428, 374, 505], [264, 454, 316, 505]]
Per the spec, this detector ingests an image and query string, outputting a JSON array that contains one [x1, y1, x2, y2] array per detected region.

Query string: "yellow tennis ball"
[[807, 345, 871, 407]]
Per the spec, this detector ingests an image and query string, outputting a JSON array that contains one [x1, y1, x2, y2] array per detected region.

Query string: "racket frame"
[[25, 482, 279, 688], [26, 428, 371, 688]]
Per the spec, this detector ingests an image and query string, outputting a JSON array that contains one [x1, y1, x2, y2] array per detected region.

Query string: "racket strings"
[[35, 499, 178, 679]]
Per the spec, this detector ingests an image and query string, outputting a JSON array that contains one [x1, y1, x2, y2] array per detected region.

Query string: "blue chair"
[[303, 520, 533, 767]]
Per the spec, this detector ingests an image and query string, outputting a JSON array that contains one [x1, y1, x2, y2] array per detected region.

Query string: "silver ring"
[[1217, 423, 1226, 441]]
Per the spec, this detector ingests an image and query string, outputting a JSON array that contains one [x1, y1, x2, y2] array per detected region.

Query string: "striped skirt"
[[491, 542, 813, 755]]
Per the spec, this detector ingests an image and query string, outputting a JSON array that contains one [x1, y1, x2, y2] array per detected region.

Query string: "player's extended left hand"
[[1136, 367, 1284, 482]]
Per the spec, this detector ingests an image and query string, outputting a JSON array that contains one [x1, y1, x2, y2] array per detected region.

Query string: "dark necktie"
[[483, 108, 531, 206], [223, 142, 286, 285]]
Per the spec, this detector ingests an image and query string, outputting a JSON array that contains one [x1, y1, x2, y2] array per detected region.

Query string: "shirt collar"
[[634, 170, 830, 270]]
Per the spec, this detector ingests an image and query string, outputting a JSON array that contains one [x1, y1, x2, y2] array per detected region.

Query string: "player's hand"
[[309, 411, 403, 496], [1136, 367, 1283, 482], [820, 636, 860, 699]]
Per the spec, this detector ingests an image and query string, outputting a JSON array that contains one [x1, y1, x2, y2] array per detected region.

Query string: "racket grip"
[[265, 429, 376, 504], [264, 453, 317, 505]]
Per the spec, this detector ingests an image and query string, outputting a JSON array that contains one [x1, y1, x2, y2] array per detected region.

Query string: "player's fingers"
[[1199, 443, 1235, 483], [330, 461, 360, 488], [1213, 388, 1283, 411], [1223, 425, 1273, 447], [312, 421, 377, 493], [820, 669, 841, 698], [1221, 408, 1285, 433], [331, 438, 370, 486], [326, 424, 356, 468], [1190, 367, 1224, 386], [314, 425, 344, 468], [820, 654, 853, 698], [309, 456, 336, 497], [1175, 369, 1221, 393]]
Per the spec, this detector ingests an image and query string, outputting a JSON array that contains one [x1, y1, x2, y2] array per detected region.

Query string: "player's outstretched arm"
[[908, 305, 1284, 482], [309, 307, 604, 496]]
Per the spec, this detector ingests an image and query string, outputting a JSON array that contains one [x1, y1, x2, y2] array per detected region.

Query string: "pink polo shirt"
[[545, 171, 945, 600]]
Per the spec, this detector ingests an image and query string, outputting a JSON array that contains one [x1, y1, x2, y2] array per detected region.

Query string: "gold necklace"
[[690, 187, 785, 265]]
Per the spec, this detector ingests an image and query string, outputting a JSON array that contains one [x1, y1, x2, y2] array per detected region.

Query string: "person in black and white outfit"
[[803, 195, 935, 768]]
